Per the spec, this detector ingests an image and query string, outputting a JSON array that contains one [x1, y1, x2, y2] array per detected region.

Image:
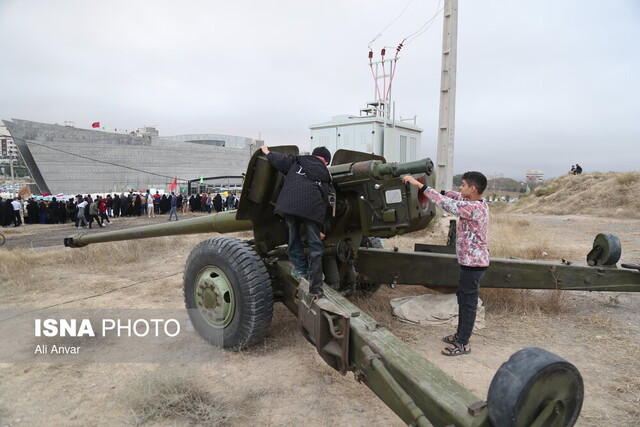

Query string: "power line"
[[368, 0, 415, 49], [402, 1, 444, 46], [367, 1, 444, 50]]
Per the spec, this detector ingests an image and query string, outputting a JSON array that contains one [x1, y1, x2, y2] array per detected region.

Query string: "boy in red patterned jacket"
[[403, 171, 489, 356]]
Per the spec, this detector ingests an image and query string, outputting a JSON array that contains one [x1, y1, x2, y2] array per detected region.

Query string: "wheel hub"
[[194, 266, 235, 328]]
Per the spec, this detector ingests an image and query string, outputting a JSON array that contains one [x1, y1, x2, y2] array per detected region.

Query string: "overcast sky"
[[1, 0, 638, 179]]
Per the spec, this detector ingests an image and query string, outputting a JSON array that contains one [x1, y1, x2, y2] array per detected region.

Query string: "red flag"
[[92, 122, 100, 128], [168, 177, 178, 192]]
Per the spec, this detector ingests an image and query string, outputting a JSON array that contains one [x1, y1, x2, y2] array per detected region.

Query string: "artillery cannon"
[[65, 147, 640, 426]]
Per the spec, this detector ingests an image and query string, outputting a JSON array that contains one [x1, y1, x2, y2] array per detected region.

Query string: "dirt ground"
[[0, 212, 639, 426]]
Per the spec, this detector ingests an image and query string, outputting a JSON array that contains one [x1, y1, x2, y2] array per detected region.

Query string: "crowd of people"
[[0, 190, 240, 228], [187, 192, 238, 213]]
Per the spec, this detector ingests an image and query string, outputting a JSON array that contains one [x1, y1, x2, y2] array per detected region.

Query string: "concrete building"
[[0, 125, 19, 162], [3, 119, 260, 195]]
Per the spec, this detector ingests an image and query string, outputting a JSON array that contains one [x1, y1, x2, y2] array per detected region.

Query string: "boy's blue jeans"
[[285, 215, 324, 293], [456, 266, 487, 345]]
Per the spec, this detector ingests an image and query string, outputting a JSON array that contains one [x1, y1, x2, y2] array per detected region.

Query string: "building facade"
[[0, 125, 19, 162], [3, 119, 259, 195]]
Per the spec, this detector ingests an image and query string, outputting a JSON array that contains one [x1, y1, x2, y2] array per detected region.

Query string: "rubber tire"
[[183, 236, 273, 351], [588, 233, 621, 266], [488, 347, 583, 427], [352, 237, 384, 297]]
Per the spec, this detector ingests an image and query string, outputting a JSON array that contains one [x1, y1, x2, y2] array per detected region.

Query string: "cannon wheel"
[[586, 233, 621, 266], [352, 237, 384, 296], [488, 347, 583, 427], [183, 236, 273, 350]]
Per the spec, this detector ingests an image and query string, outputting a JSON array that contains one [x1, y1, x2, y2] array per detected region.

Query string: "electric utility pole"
[[435, 0, 458, 191]]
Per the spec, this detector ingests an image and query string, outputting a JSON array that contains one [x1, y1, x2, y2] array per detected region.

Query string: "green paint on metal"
[[194, 266, 235, 329], [356, 249, 640, 292]]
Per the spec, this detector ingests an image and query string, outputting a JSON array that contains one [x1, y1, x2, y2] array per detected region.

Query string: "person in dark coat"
[[121, 194, 131, 217], [106, 194, 113, 217], [47, 198, 59, 224], [112, 194, 121, 218], [260, 145, 332, 297], [27, 198, 39, 224], [57, 199, 67, 223], [38, 200, 48, 224], [176, 194, 183, 213], [160, 194, 169, 214], [0, 198, 6, 227], [66, 198, 76, 224], [226, 193, 236, 211], [2, 198, 12, 227], [213, 193, 223, 212], [193, 194, 201, 212], [134, 194, 142, 216], [1, 197, 12, 226]]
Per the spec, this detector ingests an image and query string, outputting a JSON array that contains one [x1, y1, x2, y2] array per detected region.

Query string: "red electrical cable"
[[387, 42, 404, 100], [381, 48, 387, 105]]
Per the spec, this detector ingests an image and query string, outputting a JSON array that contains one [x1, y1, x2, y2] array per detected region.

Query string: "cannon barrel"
[[337, 158, 434, 184], [371, 158, 434, 179], [64, 210, 252, 248]]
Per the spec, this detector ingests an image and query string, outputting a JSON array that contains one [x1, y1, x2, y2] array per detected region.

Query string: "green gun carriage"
[[65, 147, 640, 426]]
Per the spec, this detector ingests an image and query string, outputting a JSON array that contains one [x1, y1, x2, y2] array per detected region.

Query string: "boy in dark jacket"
[[260, 145, 332, 297]]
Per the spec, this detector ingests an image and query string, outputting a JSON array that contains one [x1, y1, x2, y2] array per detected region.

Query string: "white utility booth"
[[309, 104, 422, 164]]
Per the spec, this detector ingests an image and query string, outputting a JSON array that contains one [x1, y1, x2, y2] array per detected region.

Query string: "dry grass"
[[120, 368, 232, 425], [615, 172, 640, 186], [611, 375, 640, 397], [0, 235, 203, 295], [483, 214, 573, 314], [507, 171, 640, 218], [610, 372, 640, 424], [576, 312, 616, 331], [488, 215, 561, 260], [0, 404, 8, 422], [480, 288, 569, 315]]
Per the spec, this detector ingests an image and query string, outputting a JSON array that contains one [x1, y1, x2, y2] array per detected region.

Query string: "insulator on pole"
[[368, 50, 373, 60], [381, 48, 386, 56]]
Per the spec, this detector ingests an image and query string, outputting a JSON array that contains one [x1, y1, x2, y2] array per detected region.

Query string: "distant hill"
[[454, 174, 541, 194], [504, 172, 640, 218]]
